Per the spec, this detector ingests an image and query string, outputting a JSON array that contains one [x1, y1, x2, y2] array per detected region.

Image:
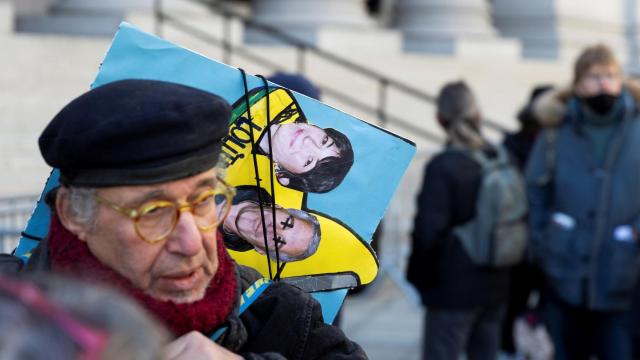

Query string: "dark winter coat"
[[503, 131, 538, 171], [527, 83, 640, 310]]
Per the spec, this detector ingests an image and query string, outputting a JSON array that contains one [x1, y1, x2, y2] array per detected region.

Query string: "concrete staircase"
[[125, 3, 572, 142]]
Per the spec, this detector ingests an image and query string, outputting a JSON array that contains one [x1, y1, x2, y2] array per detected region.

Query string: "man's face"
[[270, 123, 339, 174], [80, 169, 220, 303], [234, 204, 313, 259], [575, 63, 622, 97]]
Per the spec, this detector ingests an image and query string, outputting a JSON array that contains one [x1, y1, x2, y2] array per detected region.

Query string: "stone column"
[[12, 0, 152, 36], [391, 0, 518, 57], [624, 0, 640, 72], [492, 0, 558, 59], [493, 0, 627, 61], [13, 0, 54, 17], [245, 0, 373, 45]]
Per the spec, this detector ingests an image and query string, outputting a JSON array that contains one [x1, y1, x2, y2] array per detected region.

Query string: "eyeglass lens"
[[136, 184, 233, 242]]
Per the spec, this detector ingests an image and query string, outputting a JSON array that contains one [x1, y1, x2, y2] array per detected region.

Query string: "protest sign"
[[15, 23, 416, 322]]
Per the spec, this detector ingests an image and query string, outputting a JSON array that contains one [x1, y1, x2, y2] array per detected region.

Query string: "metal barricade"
[[0, 195, 39, 254], [377, 150, 432, 305]]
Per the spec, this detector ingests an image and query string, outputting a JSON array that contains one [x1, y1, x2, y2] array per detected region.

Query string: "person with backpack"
[[407, 80, 527, 360], [526, 44, 640, 360]]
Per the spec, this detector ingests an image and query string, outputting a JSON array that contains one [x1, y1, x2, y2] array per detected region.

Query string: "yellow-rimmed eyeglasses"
[[94, 177, 236, 243]]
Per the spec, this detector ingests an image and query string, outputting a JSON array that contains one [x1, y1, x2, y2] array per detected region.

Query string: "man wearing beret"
[[2, 79, 367, 359]]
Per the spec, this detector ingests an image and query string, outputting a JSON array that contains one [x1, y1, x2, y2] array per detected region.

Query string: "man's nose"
[[166, 211, 204, 257], [597, 75, 615, 90], [597, 77, 607, 88], [264, 220, 276, 239]]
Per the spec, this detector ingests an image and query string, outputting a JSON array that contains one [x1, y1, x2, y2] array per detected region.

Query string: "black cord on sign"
[[12, 232, 44, 255], [20, 232, 43, 242], [239, 68, 273, 280], [256, 74, 283, 280], [276, 262, 286, 280]]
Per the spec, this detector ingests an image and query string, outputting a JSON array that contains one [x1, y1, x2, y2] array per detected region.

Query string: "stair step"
[[16, 13, 124, 37], [55, 0, 152, 13]]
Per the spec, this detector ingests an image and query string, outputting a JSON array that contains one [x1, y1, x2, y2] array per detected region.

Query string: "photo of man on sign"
[[220, 185, 321, 262]]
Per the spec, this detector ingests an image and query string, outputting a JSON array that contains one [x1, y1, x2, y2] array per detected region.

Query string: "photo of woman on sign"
[[257, 122, 353, 193], [222, 87, 354, 194]]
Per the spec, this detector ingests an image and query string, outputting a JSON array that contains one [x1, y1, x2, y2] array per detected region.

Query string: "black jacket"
[[407, 150, 510, 309], [503, 131, 537, 171], [1, 236, 366, 359], [228, 268, 365, 359]]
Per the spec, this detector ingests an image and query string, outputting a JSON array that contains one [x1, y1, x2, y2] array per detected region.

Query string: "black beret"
[[39, 79, 231, 187]]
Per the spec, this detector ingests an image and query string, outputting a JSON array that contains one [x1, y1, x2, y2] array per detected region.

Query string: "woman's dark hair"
[[277, 128, 354, 193]]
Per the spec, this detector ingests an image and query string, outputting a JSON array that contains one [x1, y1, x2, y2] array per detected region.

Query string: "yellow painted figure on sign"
[[219, 87, 377, 291]]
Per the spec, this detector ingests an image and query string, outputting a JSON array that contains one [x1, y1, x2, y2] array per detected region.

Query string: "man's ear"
[[277, 176, 290, 186], [55, 187, 90, 242]]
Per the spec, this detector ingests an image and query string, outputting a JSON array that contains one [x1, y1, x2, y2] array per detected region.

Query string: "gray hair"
[[436, 80, 479, 127], [271, 209, 321, 262], [66, 186, 98, 229]]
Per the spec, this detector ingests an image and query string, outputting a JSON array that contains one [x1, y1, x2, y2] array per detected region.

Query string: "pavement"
[[340, 273, 520, 360], [340, 273, 424, 360]]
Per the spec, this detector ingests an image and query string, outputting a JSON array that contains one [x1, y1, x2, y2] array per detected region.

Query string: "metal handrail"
[[153, 0, 509, 144], [0, 195, 38, 254]]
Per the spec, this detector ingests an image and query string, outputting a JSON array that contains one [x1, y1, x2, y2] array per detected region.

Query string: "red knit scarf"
[[47, 216, 238, 336]]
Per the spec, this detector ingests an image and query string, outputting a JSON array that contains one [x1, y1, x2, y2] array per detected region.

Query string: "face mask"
[[581, 93, 619, 115]]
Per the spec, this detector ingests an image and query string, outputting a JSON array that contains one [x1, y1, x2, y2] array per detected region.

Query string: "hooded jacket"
[[526, 81, 640, 310]]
